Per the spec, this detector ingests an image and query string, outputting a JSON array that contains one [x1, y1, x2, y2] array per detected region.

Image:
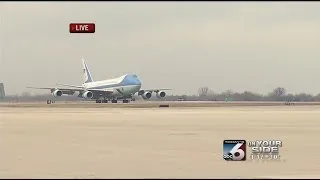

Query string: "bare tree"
[[242, 91, 261, 101], [314, 93, 320, 101], [295, 93, 313, 102], [198, 86, 209, 97], [208, 89, 215, 96], [222, 89, 234, 97], [273, 87, 286, 97], [286, 93, 295, 101]]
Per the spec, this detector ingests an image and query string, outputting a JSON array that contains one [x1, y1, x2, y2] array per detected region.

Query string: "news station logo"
[[223, 140, 246, 161], [69, 23, 95, 33]]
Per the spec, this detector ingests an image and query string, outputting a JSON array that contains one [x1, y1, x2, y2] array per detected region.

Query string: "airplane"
[[27, 59, 171, 103]]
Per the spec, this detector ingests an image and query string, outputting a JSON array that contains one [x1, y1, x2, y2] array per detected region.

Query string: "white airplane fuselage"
[[83, 74, 142, 98]]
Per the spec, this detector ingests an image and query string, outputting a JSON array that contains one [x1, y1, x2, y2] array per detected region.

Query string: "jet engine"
[[82, 91, 94, 99], [52, 89, 63, 97], [142, 91, 152, 100], [156, 91, 166, 98]]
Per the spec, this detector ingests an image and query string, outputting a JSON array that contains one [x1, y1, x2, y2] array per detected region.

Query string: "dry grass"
[[1, 106, 320, 178]]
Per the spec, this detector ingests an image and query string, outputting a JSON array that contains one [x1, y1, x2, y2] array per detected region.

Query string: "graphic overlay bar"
[[223, 140, 246, 161], [69, 23, 95, 33]]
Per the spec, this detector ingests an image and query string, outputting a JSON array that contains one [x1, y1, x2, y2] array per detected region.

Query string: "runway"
[[1, 106, 320, 178], [1, 100, 320, 108]]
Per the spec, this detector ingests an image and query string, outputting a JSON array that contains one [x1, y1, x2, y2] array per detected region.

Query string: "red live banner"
[[69, 23, 95, 33]]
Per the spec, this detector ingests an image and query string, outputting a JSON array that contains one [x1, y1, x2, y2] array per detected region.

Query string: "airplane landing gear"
[[96, 98, 131, 103], [130, 93, 135, 102], [96, 99, 102, 103], [102, 99, 108, 103], [96, 98, 109, 103]]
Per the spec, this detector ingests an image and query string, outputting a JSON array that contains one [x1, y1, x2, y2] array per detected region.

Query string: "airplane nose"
[[136, 84, 142, 91], [135, 78, 141, 85]]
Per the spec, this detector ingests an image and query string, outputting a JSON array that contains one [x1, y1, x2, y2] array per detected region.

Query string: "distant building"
[[0, 83, 5, 99]]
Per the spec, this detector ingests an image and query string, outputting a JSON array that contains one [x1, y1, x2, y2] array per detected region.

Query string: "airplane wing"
[[26, 86, 113, 96], [140, 88, 172, 93], [55, 83, 114, 95], [56, 83, 83, 88], [26, 86, 84, 91]]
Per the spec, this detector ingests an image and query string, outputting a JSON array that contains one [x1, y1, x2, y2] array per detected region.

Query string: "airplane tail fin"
[[81, 58, 94, 84]]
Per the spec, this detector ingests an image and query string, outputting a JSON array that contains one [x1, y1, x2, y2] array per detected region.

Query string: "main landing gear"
[[123, 99, 129, 103], [95, 99, 131, 103], [96, 99, 102, 103], [96, 99, 108, 103], [111, 99, 130, 103]]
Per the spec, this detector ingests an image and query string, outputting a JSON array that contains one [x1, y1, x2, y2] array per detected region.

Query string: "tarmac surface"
[[1, 102, 320, 178], [0, 100, 319, 108]]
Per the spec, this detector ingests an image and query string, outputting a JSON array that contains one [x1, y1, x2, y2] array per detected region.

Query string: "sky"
[[0, 1, 320, 95]]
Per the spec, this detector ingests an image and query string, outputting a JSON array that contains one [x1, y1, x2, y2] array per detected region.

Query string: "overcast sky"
[[0, 2, 320, 95]]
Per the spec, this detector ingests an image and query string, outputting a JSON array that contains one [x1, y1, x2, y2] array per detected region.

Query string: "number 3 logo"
[[229, 143, 245, 161]]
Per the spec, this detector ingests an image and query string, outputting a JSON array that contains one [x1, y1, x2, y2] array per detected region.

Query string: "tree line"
[[192, 86, 316, 102], [1, 87, 319, 102]]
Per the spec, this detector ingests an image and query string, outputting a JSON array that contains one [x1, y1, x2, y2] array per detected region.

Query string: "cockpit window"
[[132, 75, 137, 78]]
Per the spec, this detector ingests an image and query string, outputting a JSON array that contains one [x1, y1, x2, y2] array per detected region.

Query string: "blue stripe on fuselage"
[[87, 74, 141, 90]]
